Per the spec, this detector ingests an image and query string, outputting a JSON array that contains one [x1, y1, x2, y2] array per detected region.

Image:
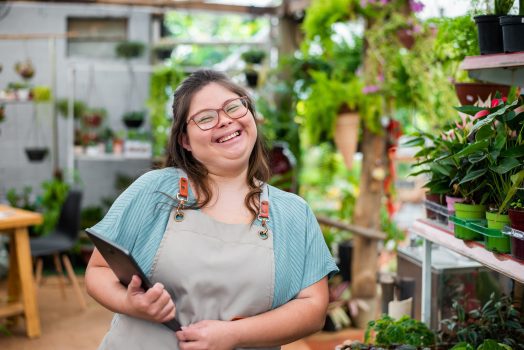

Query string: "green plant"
[[440, 293, 524, 349], [454, 95, 524, 211], [495, 0, 515, 14], [240, 49, 266, 64], [32, 86, 52, 102], [6, 186, 36, 211], [35, 179, 70, 236], [302, 71, 363, 145], [432, 15, 479, 82], [364, 314, 436, 347], [80, 206, 104, 229], [147, 65, 184, 157], [452, 339, 513, 350], [115, 41, 145, 59], [56, 99, 87, 119], [122, 110, 146, 121]]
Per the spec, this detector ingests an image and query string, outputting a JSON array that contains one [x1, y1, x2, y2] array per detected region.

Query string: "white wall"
[[0, 2, 155, 206]]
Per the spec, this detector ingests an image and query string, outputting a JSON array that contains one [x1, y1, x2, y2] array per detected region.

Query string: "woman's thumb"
[[128, 275, 143, 292]]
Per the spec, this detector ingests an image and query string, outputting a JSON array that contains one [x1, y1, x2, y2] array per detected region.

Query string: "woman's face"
[[181, 82, 257, 175]]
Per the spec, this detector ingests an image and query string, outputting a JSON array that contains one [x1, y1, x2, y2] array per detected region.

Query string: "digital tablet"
[[85, 228, 181, 331]]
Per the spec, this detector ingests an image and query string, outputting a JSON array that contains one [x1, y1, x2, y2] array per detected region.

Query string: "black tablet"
[[85, 228, 181, 331]]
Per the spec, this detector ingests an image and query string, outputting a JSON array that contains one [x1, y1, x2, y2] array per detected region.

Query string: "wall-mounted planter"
[[123, 119, 144, 129], [25, 147, 48, 162], [474, 15, 504, 55], [500, 15, 524, 53], [454, 82, 510, 105]]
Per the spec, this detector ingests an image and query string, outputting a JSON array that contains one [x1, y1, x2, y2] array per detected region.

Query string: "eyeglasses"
[[186, 96, 250, 131]]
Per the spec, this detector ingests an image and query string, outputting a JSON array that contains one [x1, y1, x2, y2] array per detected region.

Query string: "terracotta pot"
[[334, 111, 360, 170], [454, 82, 510, 106]]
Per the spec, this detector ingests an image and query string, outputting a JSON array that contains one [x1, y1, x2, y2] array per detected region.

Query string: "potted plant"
[[8, 82, 31, 101], [0, 103, 5, 124], [500, 0, 524, 52], [115, 41, 145, 59], [32, 85, 52, 103], [14, 59, 35, 80], [122, 110, 146, 129], [56, 98, 87, 119], [82, 108, 106, 128], [474, 0, 515, 55], [440, 293, 524, 348], [241, 49, 267, 88], [364, 314, 436, 348]]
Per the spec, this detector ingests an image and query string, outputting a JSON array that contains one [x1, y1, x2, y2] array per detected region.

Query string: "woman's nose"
[[217, 110, 233, 128]]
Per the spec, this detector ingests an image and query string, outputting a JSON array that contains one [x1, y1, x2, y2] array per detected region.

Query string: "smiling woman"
[[84, 69, 338, 350]]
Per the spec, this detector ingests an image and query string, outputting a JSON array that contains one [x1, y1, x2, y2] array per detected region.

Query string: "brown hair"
[[164, 69, 271, 220]]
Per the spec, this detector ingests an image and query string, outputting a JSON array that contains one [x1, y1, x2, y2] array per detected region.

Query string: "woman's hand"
[[176, 320, 237, 350], [124, 275, 176, 323]]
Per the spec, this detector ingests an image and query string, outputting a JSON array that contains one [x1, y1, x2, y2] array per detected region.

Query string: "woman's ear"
[[180, 133, 192, 152]]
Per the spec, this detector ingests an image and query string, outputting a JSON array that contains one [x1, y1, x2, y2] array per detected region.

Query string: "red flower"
[[471, 109, 489, 121], [491, 99, 500, 108]]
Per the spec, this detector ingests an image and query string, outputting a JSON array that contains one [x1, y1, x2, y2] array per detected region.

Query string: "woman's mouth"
[[217, 131, 241, 143]]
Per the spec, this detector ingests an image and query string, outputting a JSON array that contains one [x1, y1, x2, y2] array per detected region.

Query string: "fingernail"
[[181, 326, 187, 330]]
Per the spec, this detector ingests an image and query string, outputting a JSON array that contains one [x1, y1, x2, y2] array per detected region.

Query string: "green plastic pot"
[[454, 203, 486, 240], [466, 218, 511, 254], [486, 211, 510, 229]]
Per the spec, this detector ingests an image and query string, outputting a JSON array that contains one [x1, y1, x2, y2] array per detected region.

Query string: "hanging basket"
[[334, 111, 360, 170], [454, 82, 510, 105], [25, 147, 48, 162]]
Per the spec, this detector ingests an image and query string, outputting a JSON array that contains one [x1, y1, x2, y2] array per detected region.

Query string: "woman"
[[85, 70, 338, 350]]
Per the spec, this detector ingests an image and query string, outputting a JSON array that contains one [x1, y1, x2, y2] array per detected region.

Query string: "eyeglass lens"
[[193, 98, 248, 130]]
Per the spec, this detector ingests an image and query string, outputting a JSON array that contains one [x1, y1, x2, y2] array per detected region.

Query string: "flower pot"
[[244, 71, 259, 88], [446, 195, 465, 229], [509, 208, 524, 232], [486, 211, 510, 229], [123, 119, 143, 129], [454, 203, 485, 240], [500, 15, 524, 53], [474, 15, 504, 55], [425, 193, 447, 223], [83, 114, 103, 128], [25, 147, 48, 162], [454, 82, 510, 105], [334, 111, 360, 170]]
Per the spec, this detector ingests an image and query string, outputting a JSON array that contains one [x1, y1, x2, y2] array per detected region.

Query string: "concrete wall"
[[0, 2, 154, 206]]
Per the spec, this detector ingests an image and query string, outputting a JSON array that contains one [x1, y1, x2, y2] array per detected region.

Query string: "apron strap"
[[174, 168, 270, 237]]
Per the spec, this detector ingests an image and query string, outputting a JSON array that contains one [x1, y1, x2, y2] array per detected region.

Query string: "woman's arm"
[[175, 277, 329, 350], [85, 248, 176, 323]]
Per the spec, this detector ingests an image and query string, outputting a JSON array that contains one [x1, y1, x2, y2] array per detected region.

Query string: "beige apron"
[[99, 179, 278, 350]]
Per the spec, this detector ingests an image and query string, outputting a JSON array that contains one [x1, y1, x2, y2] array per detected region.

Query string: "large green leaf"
[[454, 140, 489, 159], [468, 151, 487, 164], [453, 105, 485, 115], [501, 145, 524, 158], [459, 168, 487, 184], [432, 162, 452, 176], [469, 99, 519, 136], [489, 157, 522, 174], [499, 170, 524, 213], [475, 124, 495, 141]]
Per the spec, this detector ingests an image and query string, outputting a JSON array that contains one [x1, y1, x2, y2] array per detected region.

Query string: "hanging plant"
[[0, 104, 5, 123], [147, 65, 184, 157], [115, 41, 145, 59], [14, 59, 35, 80]]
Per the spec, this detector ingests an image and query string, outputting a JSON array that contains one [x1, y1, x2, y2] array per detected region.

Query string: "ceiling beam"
[[13, 0, 278, 15]]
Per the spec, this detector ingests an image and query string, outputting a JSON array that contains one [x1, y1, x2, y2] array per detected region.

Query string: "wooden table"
[[0, 205, 43, 338]]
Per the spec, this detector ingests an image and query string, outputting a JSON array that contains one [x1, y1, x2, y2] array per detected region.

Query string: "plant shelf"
[[411, 219, 524, 283], [460, 52, 524, 86]]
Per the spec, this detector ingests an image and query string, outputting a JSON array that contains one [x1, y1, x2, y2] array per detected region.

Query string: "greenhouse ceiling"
[[9, 0, 307, 15]]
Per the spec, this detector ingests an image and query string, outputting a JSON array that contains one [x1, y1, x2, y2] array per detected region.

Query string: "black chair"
[[30, 190, 87, 310]]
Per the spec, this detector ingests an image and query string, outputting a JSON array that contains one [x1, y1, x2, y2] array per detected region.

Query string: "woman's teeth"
[[218, 131, 240, 143]]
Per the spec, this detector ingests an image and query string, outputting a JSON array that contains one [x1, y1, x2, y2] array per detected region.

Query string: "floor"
[[0, 276, 364, 350]]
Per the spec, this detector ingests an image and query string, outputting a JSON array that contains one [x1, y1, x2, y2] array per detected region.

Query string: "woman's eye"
[[226, 104, 240, 113], [196, 114, 216, 124]]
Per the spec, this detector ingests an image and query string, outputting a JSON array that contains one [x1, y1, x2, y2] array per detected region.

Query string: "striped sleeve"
[[300, 204, 339, 290]]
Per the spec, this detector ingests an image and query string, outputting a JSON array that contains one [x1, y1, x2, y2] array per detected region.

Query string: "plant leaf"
[[459, 168, 487, 185], [489, 157, 522, 174]]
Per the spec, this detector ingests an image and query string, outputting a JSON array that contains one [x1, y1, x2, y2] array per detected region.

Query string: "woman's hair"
[[164, 69, 271, 220]]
